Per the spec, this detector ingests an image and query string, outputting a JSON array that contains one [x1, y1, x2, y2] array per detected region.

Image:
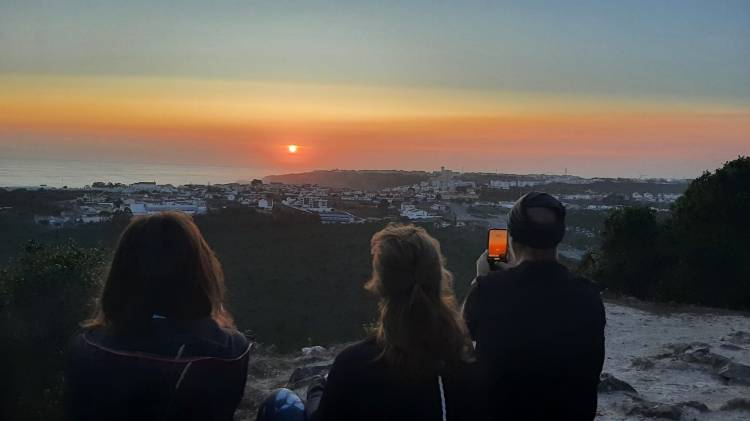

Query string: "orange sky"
[[1, 75, 749, 177]]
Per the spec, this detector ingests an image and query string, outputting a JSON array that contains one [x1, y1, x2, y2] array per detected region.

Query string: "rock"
[[720, 398, 750, 411], [287, 364, 332, 389], [625, 401, 682, 420], [724, 331, 750, 345], [678, 401, 710, 412], [665, 342, 712, 355], [631, 357, 655, 369], [718, 362, 750, 385], [681, 346, 730, 369], [662, 342, 732, 369], [302, 345, 327, 356], [720, 343, 744, 351], [247, 358, 277, 379], [598, 373, 638, 395]]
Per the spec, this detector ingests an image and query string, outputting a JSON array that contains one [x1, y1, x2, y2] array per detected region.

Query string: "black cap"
[[507, 192, 566, 249]]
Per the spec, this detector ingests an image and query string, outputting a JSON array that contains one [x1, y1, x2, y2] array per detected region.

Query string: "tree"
[[586, 157, 750, 309], [0, 241, 105, 420], [667, 156, 750, 308], [590, 207, 665, 299]]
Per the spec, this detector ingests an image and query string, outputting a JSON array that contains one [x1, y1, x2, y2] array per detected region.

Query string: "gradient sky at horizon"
[[1, 0, 749, 178]]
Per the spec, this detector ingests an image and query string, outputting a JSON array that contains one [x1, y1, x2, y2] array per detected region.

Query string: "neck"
[[513, 248, 558, 264]]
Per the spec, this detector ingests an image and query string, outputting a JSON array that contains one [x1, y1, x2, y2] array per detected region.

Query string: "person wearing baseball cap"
[[462, 192, 605, 420]]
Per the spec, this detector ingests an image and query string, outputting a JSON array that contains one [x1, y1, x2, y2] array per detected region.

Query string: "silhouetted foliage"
[[667, 157, 750, 308], [0, 188, 81, 215], [586, 157, 750, 309], [586, 207, 666, 299], [264, 170, 431, 191], [0, 241, 105, 420]]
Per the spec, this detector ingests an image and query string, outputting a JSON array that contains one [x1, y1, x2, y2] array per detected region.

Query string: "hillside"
[[236, 299, 750, 421], [263, 170, 431, 190], [0, 208, 485, 351]]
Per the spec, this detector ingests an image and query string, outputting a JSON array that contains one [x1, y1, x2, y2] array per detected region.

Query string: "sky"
[[1, 0, 749, 178]]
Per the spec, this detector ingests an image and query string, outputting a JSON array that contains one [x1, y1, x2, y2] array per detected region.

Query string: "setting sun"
[[287, 144, 298, 154]]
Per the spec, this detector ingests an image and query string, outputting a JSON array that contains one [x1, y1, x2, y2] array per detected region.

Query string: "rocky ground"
[[236, 299, 750, 420]]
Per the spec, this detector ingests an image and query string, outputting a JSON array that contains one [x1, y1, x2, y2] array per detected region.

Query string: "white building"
[[258, 198, 273, 210], [400, 203, 437, 220], [489, 180, 542, 189], [128, 181, 158, 192], [127, 202, 207, 215]]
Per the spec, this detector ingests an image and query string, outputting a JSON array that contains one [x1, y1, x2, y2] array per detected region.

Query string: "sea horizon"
[[1, 157, 698, 189], [0, 157, 274, 188]]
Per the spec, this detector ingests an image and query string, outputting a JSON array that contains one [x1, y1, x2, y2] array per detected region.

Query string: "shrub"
[[0, 241, 105, 420], [587, 157, 750, 309]]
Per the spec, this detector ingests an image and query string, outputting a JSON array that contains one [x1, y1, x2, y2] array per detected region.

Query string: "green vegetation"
[[0, 208, 485, 419], [467, 204, 503, 219], [264, 169, 431, 191], [0, 207, 486, 419], [583, 157, 750, 309], [1, 241, 105, 420], [197, 210, 484, 350], [478, 180, 687, 203], [1, 159, 738, 419]]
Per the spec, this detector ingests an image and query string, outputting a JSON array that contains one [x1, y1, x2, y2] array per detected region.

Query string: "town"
[[22, 168, 686, 238]]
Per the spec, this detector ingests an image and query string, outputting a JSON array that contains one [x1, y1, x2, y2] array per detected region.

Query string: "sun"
[[287, 144, 298, 154]]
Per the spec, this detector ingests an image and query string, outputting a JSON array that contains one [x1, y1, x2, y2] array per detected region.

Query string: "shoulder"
[[568, 274, 606, 322], [69, 327, 108, 355], [570, 274, 604, 300], [474, 266, 519, 291], [335, 338, 380, 364], [329, 338, 381, 376], [68, 331, 91, 360], [219, 327, 252, 358]]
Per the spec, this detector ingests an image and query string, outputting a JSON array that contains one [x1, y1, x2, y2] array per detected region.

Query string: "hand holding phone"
[[487, 228, 508, 270]]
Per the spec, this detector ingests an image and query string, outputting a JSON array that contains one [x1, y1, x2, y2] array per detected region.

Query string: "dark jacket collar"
[[84, 317, 249, 360]]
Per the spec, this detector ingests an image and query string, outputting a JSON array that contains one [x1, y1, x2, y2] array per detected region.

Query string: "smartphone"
[[487, 228, 508, 263]]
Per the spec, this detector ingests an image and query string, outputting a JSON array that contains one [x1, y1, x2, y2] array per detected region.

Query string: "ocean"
[[0, 158, 271, 188]]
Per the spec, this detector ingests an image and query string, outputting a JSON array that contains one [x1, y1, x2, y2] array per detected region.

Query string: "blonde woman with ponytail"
[[281, 224, 488, 421]]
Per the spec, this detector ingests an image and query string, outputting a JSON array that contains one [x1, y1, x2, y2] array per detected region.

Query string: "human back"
[[304, 224, 486, 421], [463, 192, 605, 420], [66, 212, 251, 421], [469, 261, 604, 419]]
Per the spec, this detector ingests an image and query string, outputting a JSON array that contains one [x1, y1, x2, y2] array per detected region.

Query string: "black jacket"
[[463, 261, 605, 421], [309, 338, 488, 421], [66, 317, 251, 421]]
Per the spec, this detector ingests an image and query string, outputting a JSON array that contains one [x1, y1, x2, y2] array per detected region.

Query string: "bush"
[[0, 241, 105, 420], [586, 157, 750, 309]]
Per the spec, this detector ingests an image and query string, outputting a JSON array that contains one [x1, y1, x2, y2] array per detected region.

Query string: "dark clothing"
[[463, 261, 605, 421], [308, 338, 487, 421], [67, 317, 251, 421]]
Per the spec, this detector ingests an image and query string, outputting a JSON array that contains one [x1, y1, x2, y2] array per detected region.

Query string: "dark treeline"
[[0, 209, 484, 420], [1, 241, 105, 420], [264, 169, 432, 191], [582, 157, 750, 310], [478, 181, 687, 203]]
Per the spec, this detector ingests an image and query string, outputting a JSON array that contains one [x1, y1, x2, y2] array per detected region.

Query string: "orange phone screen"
[[488, 229, 508, 259]]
